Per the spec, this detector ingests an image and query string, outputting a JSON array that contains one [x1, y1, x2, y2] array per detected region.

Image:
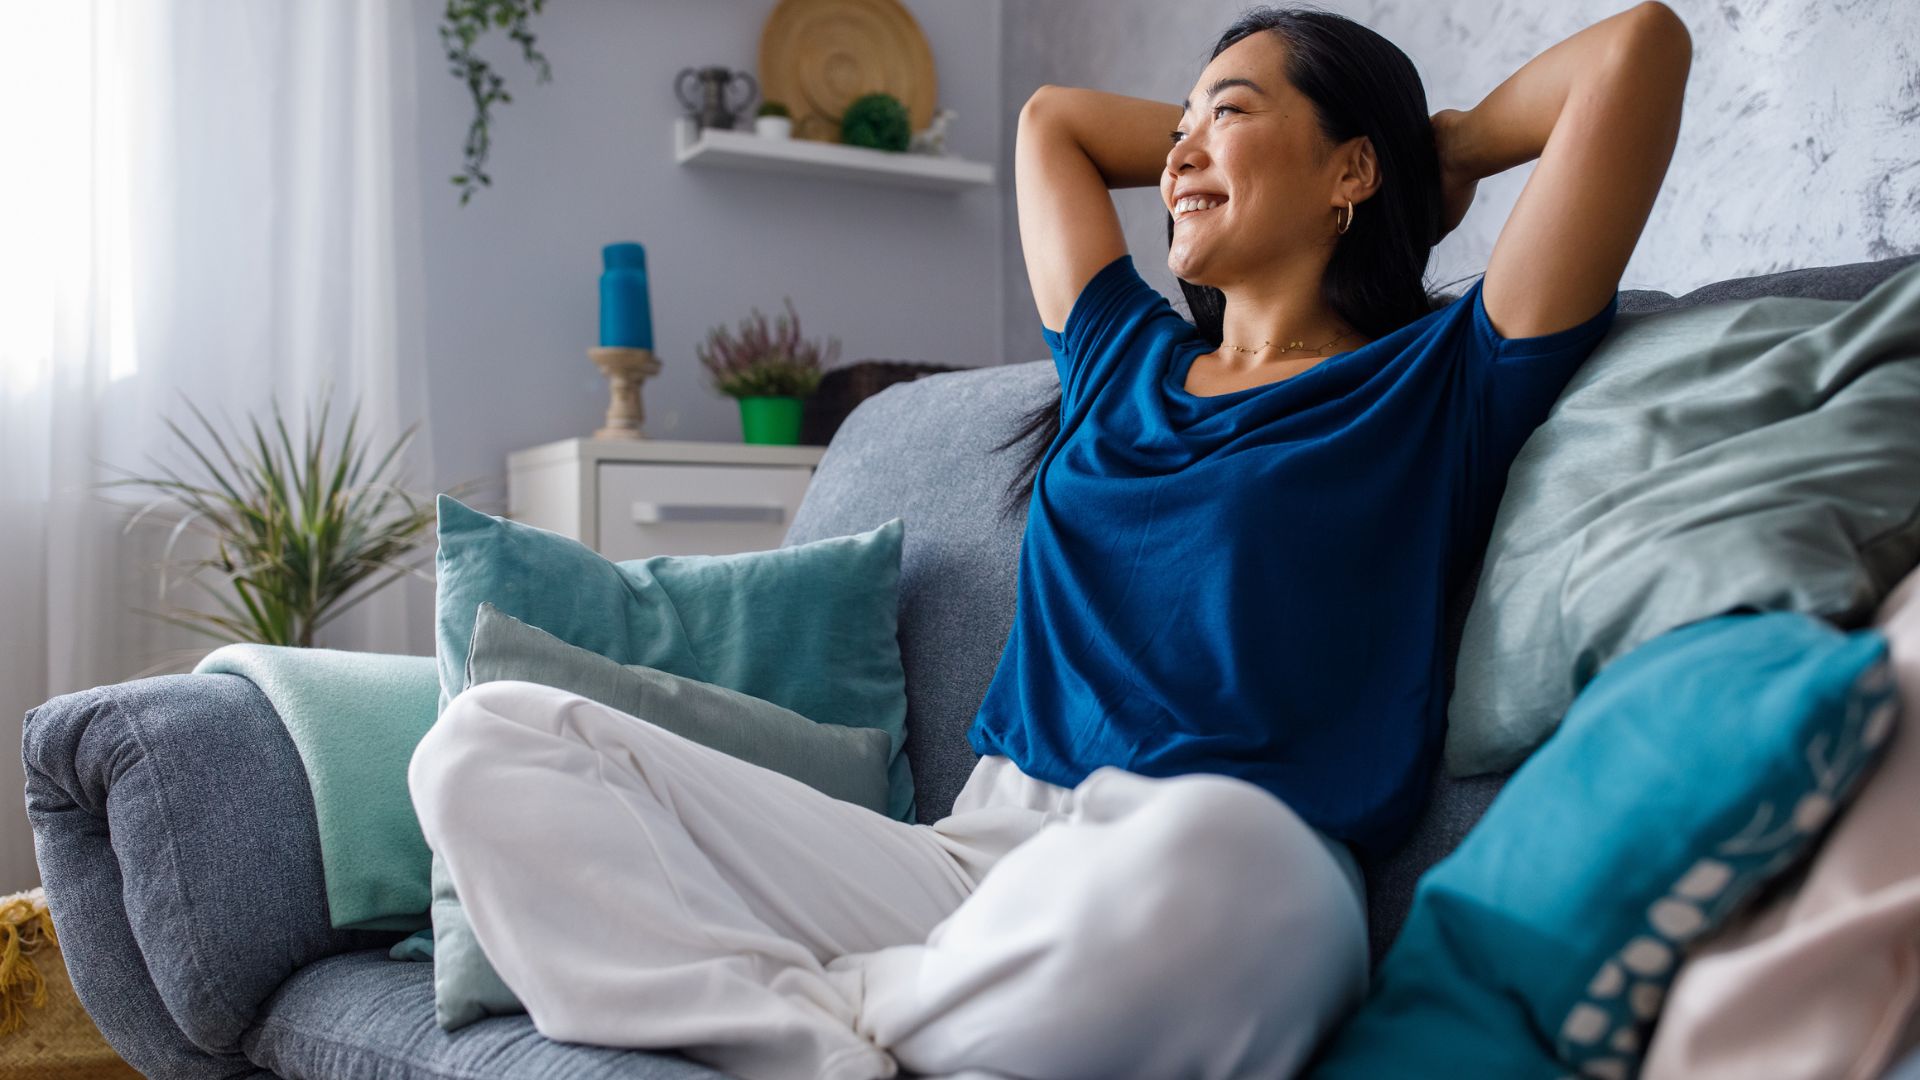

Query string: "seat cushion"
[[242, 950, 730, 1079]]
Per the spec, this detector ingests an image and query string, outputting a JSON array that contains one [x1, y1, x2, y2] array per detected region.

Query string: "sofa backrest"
[[782, 251, 1920, 962]]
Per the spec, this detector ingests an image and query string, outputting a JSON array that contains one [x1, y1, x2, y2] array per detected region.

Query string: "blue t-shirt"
[[966, 253, 1618, 858]]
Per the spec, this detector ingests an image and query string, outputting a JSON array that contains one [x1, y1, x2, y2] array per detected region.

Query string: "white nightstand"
[[506, 438, 827, 561]]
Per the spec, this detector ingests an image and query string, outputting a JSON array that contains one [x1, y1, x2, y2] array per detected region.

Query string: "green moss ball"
[[840, 93, 911, 152]]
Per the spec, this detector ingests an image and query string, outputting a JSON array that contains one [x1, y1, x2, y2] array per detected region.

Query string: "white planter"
[[754, 115, 792, 139]]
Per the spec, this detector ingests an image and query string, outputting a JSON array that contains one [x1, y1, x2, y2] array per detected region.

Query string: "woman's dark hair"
[[993, 6, 1445, 520]]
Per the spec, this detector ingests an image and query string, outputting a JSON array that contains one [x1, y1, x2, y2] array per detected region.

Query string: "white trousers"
[[409, 680, 1369, 1080]]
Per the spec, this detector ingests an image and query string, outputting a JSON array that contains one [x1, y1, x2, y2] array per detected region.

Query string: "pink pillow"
[[1643, 563, 1920, 1079]]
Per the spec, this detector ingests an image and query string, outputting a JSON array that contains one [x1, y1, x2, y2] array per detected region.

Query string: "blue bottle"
[[599, 242, 654, 349]]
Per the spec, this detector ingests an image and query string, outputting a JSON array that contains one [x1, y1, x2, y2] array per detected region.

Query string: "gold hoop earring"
[[1337, 198, 1354, 235]]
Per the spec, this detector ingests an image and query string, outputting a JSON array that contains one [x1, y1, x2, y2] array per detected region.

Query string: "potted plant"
[[99, 391, 483, 652], [696, 297, 839, 445], [755, 101, 793, 139]]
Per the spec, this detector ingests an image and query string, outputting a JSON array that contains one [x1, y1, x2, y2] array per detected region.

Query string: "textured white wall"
[[999, 0, 1920, 364]]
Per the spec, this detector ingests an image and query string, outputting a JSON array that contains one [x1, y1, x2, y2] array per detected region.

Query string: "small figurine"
[[909, 108, 957, 156]]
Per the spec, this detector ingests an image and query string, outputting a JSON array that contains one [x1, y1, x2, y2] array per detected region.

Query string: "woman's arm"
[[1016, 87, 1180, 331], [1034, 86, 1181, 190], [1435, 1, 1691, 338]]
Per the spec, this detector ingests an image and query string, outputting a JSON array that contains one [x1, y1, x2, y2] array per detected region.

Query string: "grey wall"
[[998, 0, 1920, 367], [414, 0, 1005, 527]]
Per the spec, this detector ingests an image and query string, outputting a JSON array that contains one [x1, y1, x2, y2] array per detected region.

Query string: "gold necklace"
[[1217, 328, 1359, 356]]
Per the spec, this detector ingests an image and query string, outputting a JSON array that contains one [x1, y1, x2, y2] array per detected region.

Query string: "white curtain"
[[0, 1, 435, 891]]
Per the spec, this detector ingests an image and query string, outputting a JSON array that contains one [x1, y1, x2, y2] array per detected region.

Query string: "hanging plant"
[[441, 0, 552, 206]]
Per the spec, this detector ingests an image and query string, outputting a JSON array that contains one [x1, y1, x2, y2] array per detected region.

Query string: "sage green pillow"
[[1446, 262, 1920, 776], [465, 602, 893, 812], [408, 603, 895, 1031]]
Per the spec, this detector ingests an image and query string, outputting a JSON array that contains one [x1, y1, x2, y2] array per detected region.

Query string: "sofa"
[[22, 249, 1920, 1080]]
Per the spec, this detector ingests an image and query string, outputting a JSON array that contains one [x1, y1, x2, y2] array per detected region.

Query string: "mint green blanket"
[[194, 644, 439, 931]]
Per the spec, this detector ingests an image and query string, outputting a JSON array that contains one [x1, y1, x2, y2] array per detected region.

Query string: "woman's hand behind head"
[[1430, 108, 1479, 243]]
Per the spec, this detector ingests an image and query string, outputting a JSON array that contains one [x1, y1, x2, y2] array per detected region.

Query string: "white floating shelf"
[[673, 117, 995, 193]]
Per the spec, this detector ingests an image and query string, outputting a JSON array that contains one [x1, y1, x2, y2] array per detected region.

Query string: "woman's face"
[[1161, 32, 1346, 288]]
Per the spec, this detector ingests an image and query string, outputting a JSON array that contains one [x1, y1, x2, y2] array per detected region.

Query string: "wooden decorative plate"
[[759, 0, 938, 145]]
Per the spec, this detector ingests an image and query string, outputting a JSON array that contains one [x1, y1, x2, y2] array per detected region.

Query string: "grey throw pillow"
[[1446, 260, 1920, 777], [465, 603, 894, 812], [418, 602, 894, 1030]]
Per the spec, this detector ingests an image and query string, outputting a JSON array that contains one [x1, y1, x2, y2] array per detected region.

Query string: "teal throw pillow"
[[1309, 611, 1900, 1080], [431, 494, 913, 821], [405, 602, 901, 1030]]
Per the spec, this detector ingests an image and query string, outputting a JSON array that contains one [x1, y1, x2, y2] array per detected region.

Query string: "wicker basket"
[[0, 887, 143, 1080], [799, 359, 966, 447]]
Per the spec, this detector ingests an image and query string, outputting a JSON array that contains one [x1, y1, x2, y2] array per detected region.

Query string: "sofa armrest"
[[23, 672, 405, 1069]]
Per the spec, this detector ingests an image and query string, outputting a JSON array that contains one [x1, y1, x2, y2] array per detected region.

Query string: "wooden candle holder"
[[588, 346, 664, 440]]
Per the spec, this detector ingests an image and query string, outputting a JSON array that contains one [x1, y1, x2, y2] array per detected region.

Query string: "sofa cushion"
[[783, 364, 1045, 829], [241, 949, 728, 1079]]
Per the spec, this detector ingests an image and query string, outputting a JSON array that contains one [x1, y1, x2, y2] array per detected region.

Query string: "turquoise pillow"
[[432, 494, 914, 821], [401, 604, 897, 1030], [1308, 611, 1900, 1079]]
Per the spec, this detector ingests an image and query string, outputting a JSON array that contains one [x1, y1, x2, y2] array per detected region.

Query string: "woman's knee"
[[1012, 781, 1366, 1073], [1132, 774, 1317, 880], [1129, 775, 1368, 993]]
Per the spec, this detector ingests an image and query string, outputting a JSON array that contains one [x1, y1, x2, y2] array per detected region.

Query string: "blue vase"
[[599, 242, 654, 349]]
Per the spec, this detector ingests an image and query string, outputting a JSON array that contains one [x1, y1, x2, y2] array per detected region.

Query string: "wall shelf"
[[673, 117, 995, 194]]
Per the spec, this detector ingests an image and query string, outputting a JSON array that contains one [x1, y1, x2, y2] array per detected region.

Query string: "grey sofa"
[[23, 250, 1920, 1080]]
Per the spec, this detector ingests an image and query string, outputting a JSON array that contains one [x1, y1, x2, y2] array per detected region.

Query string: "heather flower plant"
[[696, 297, 839, 399]]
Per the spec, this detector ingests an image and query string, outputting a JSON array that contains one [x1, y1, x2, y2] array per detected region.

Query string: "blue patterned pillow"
[[1308, 611, 1899, 1079]]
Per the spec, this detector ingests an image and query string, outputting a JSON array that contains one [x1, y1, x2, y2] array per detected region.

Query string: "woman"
[[411, 6, 1690, 1080]]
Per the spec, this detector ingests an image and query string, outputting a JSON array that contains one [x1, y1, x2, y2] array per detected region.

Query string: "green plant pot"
[[737, 395, 803, 445]]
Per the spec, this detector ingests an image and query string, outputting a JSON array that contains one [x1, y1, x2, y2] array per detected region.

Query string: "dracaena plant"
[[696, 296, 839, 399], [99, 391, 481, 652]]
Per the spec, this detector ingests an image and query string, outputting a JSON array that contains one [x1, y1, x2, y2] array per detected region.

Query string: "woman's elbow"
[[1021, 85, 1065, 128], [1623, 2, 1693, 75]]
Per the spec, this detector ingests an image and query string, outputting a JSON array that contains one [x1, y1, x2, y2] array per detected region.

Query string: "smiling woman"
[[998, 3, 1688, 515], [976, 4, 1688, 1073], [999, 10, 1453, 514]]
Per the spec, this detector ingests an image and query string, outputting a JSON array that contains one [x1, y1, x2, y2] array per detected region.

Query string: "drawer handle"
[[631, 501, 787, 525]]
